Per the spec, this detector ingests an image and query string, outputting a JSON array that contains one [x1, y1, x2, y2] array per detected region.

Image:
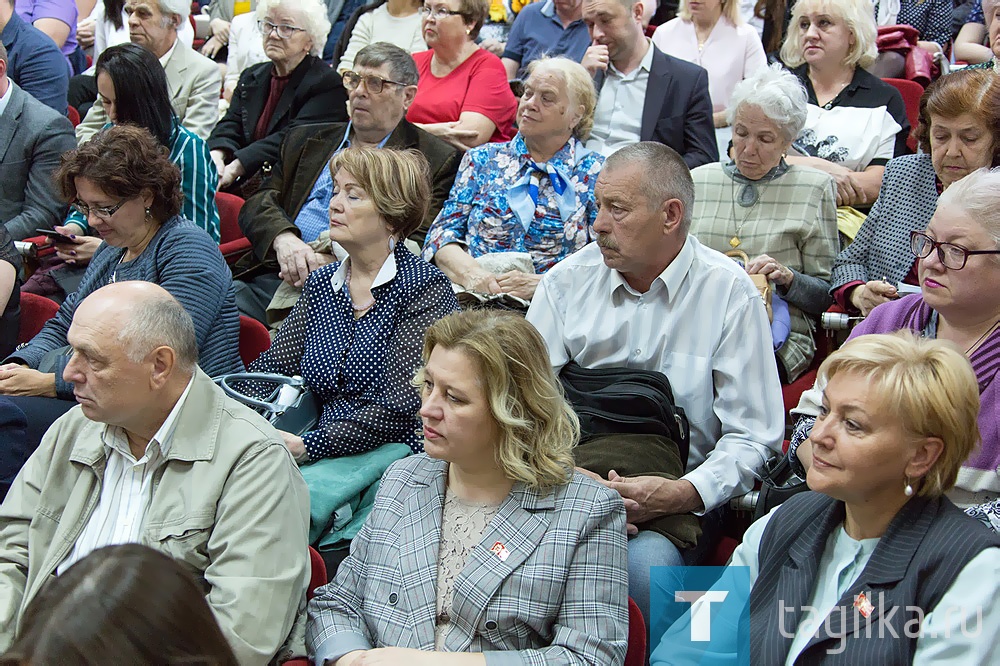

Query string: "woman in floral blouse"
[[421, 57, 603, 301]]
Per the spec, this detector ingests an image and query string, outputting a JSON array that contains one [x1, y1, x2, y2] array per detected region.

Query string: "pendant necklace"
[[728, 175, 776, 249]]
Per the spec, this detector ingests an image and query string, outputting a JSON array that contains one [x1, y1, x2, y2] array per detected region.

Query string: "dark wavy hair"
[[56, 124, 183, 222], [95, 43, 175, 147], [0, 544, 238, 666], [914, 68, 1000, 167]]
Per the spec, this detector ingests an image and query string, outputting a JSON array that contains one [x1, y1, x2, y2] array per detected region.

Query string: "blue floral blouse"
[[421, 133, 604, 274]]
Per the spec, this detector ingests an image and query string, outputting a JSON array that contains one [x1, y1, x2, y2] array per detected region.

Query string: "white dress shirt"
[[586, 39, 654, 157], [59, 377, 195, 573], [526, 237, 785, 512], [0, 80, 13, 120]]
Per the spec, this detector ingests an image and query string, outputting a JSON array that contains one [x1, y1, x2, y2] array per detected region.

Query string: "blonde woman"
[[654, 332, 1000, 664], [651, 0, 767, 128], [780, 0, 909, 207], [307, 310, 629, 665]]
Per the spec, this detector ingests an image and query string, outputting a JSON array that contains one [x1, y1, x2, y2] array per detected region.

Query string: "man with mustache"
[[526, 141, 784, 645]]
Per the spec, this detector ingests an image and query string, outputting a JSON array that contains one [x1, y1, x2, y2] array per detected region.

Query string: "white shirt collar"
[[158, 39, 179, 68], [609, 234, 695, 302], [102, 374, 195, 463], [608, 38, 654, 79], [330, 249, 399, 291], [0, 79, 14, 119]]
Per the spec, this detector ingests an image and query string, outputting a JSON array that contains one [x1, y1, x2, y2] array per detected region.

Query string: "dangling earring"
[[144, 207, 152, 219], [904, 477, 914, 497], [388, 236, 396, 252]]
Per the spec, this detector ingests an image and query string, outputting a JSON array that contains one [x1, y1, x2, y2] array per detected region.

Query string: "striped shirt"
[[67, 120, 221, 242], [526, 237, 785, 513], [58, 377, 195, 573]]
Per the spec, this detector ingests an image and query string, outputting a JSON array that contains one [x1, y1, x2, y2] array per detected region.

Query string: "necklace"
[[728, 174, 777, 249], [964, 319, 1000, 356], [345, 263, 376, 313]]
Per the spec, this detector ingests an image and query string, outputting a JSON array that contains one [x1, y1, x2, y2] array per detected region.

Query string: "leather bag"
[[214, 372, 321, 435]]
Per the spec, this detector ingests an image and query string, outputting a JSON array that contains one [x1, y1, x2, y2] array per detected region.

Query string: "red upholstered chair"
[[67, 105, 81, 127], [238, 315, 271, 367], [882, 78, 924, 153], [216, 192, 253, 265], [626, 596, 647, 666], [282, 547, 329, 666], [18, 292, 60, 344]]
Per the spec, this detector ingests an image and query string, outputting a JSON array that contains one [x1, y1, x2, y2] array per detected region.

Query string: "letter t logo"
[[675, 591, 729, 641]]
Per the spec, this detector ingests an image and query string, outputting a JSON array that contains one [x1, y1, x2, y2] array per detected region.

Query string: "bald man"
[[0, 281, 310, 664]]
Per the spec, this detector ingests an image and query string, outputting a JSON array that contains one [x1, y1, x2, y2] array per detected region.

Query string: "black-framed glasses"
[[910, 230, 1000, 270], [71, 197, 129, 221], [341, 70, 409, 94], [418, 5, 464, 20], [257, 20, 307, 39]]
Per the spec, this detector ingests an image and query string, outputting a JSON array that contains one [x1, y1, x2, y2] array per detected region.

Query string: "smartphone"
[[33, 229, 76, 244]]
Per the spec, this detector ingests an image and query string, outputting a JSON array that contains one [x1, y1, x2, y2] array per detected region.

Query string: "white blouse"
[[793, 104, 901, 172]]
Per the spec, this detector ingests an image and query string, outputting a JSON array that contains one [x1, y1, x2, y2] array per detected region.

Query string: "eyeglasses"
[[910, 230, 1000, 270], [257, 20, 307, 39], [342, 70, 409, 94], [418, 5, 464, 20], [71, 198, 129, 221]]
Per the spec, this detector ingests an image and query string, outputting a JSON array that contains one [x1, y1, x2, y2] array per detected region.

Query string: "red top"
[[406, 49, 517, 143]]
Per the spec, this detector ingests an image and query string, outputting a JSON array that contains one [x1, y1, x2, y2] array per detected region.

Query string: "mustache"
[[596, 234, 618, 251]]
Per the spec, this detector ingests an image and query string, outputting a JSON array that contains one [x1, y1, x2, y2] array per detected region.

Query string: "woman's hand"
[[466, 270, 501, 295], [848, 280, 898, 316], [53, 225, 101, 266], [76, 18, 95, 49], [747, 254, 793, 287], [210, 149, 227, 180], [209, 17, 231, 44], [0, 366, 57, 398], [277, 430, 309, 463], [493, 270, 540, 300], [218, 159, 246, 190], [479, 38, 505, 56], [833, 171, 868, 207], [413, 122, 481, 151], [201, 34, 225, 58]]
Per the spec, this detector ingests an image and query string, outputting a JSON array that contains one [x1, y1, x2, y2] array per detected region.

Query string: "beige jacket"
[[0, 369, 310, 665]]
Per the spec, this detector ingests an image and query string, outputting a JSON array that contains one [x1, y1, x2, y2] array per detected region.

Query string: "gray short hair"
[[526, 57, 598, 142], [157, 0, 190, 20], [936, 167, 1000, 249], [727, 63, 809, 141], [115, 289, 198, 372], [256, 0, 331, 58], [605, 142, 694, 234], [354, 42, 419, 86]]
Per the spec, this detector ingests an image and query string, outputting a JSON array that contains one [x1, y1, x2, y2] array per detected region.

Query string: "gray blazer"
[[0, 82, 76, 240], [307, 454, 629, 666]]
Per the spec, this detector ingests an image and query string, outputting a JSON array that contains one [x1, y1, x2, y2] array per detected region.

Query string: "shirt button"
[[388, 592, 398, 605], [634, 349, 641, 355], [485, 620, 498, 630]]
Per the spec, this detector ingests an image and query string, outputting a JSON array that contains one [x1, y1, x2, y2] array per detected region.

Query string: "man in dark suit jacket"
[[581, 0, 717, 169], [0, 43, 76, 240], [235, 43, 460, 323]]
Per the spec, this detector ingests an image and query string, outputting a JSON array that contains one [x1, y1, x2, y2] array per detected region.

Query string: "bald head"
[[76, 282, 198, 373]]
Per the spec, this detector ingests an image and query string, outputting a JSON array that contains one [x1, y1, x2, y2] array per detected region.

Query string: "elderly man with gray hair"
[[76, 0, 221, 143], [0, 281, 311, 664], [526, 141, 785, 646]]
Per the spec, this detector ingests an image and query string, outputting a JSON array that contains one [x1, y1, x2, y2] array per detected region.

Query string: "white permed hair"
[[256, 0, 331, 58], [727, 63, 809, 141], [157, 0, 191, 20], [936, 167, 1000, 249]]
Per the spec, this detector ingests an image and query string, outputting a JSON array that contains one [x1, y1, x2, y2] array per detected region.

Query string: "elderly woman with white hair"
[[690, 64, 838, 382], [780, 0, 909, 208], [422, 56, 603, 301], [207, 0, 348, 193]]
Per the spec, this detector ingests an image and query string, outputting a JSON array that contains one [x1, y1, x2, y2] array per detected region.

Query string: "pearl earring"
[[904, 477, 914, 497]]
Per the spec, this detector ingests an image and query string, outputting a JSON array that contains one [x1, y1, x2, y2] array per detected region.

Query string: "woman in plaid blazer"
[[306, 310, 629, 665]]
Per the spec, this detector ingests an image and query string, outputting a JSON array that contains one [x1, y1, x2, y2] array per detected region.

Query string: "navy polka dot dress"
[[249, 245, 460, 460]]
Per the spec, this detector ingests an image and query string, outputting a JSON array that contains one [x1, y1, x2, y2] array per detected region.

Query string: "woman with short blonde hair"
[[308, 309, 629, 664]]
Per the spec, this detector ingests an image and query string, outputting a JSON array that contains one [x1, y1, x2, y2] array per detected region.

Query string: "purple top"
[[15, 0, 77, 68], [852, 294, 1000, 472]]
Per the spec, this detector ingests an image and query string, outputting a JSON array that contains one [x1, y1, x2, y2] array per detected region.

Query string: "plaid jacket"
[[307, 454, 629, 665]]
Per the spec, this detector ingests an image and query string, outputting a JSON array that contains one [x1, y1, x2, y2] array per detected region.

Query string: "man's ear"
[[401, 84, 418, 110], [632, 0, 645, 23], [147, 345, 177, 390], [661, 198, 685, 235]]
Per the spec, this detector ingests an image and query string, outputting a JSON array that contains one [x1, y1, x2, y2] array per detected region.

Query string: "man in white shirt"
[[580, 0, 717, 167], [76, 0, 220, 143], [0, 282, 310, 663], [526, 142, 784, 633]]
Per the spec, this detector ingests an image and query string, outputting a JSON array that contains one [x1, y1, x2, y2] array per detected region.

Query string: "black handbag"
[[213, 373, 321, 436], [558, 361, 690, 468]]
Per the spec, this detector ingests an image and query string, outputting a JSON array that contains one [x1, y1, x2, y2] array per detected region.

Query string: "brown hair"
[[328, 147, 430, 239], [0, 544, 238, 666], [456, 0, 489, 40], [56, 124, 183, 222], [914, 68, 1000, 166]]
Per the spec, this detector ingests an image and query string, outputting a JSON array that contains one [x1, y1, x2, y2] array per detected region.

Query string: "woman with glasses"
[[207, 0, 347, 194], [831, 70, 1000, 316], [0, 125, 243, 442], [788, 167, 1000, 531], [405, 0, 517, 149], [333, 0, 425, 75]]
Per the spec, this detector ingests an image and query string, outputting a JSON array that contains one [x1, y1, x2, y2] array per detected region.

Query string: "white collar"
[[330, 249, 399, 291], [158, 39, 179, 68]]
